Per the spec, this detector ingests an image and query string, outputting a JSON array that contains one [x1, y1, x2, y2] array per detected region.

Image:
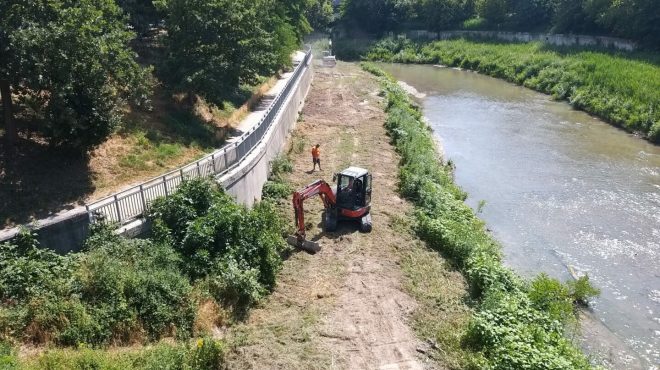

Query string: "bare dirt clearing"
[[225, 62, 470, 369]]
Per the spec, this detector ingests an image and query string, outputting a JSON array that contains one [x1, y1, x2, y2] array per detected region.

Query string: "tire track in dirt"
[[225, 62, 437, 369]]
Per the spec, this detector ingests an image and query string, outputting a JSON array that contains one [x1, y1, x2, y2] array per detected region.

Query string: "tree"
[[164, 0, 280, 104], [587, 0, 660, 47], [508, 0, 553, 30], [0, 0, 151, 152], [275, 0, 314, 42], [306, 0, 335, 31], [116, 0, 168, 35], [550, 0, 600, 34], [416, 0, 473, 31], [475, 0, 509, 26], [340, 0, 416, 35]]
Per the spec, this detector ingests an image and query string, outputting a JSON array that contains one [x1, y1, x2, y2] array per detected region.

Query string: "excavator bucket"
[[287, 235, 321, 253]]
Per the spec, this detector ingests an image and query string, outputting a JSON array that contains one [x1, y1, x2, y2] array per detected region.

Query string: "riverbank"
[[344, 38, 660, 143], [363, 62, 600, 368], [379, 62, 660, 367]]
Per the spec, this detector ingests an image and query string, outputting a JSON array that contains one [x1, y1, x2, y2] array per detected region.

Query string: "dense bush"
[[0, 179, 287, 355], [363, 62, 598, 369], [149, 179, 288, 311], [0, 228, 195, 346], [364, 38, 660, 143], [262, 154, 295, 201]]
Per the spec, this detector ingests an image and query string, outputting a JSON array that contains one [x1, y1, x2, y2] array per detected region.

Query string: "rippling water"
[[379, 63, 660, 369]]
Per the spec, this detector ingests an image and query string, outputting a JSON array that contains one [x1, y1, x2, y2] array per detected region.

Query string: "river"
[[378, 63, 660, 369]]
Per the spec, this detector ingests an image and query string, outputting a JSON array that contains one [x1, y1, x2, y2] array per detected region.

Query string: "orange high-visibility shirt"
[[311, 147, 320, 158]]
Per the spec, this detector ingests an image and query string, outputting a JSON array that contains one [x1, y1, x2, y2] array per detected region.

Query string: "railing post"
[[163, 176, 169, 196], [139, 185, 147, 214], [211, 153, 217, 173], [196, 161, 201, 176], [114, 195, 122, 223]]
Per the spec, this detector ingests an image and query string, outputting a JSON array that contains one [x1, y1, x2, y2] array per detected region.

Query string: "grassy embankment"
[[362, 62, 601, 369], [355, 38, 660, 143], [0, 177, 291, 369]]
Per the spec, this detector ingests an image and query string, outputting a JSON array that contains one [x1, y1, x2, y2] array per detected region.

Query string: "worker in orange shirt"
[[311, 144, 321, 171]]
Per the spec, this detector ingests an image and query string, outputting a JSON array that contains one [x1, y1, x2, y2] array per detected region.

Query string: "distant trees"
[[306, 0, 335, 31], [339, 0, 660, 47]]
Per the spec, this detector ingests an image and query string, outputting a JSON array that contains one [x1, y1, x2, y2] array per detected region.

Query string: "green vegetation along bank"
[[359, 38, 660, 143], [0, 178, 289, 369], [338, 0, 659, 48], [362, 62, 600, 369]]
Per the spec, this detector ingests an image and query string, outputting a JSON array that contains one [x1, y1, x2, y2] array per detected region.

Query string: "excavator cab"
[[287, 166, 373, 253], [334, 167, 372, 210]]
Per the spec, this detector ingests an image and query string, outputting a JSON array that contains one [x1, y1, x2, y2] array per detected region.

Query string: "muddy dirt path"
[[225, 62, 439, 370]]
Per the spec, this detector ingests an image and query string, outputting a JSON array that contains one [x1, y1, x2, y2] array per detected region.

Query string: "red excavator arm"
[[288, 179, 337, 252]]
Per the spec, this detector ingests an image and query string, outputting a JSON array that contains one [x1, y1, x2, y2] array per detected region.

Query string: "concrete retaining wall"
[[404, 30, 637, 51], [219, 57, 313, 205], [0, 208, 90, 254]]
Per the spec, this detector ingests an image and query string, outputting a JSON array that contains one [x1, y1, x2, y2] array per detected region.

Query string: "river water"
[[379, 63, 660, 369]]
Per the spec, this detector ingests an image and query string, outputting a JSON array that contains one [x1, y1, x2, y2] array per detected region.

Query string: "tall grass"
[[364, 38, 660, 143], [363, 62, 599, 369]]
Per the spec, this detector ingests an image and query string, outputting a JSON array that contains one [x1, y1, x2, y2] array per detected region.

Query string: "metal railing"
[[87, 48, 312, 225]]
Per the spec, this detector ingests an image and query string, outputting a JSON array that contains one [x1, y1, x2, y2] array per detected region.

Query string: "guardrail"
[[87, 48, 312, 225]]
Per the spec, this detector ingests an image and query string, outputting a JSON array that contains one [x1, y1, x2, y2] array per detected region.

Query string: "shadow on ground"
[[0, 138, 93, 227]]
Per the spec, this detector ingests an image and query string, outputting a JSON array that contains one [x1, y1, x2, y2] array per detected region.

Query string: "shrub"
[[528, 273, 574, 323], [269, 155, 293, 180], [149, 180, 286, 313], [568, 275, 601, 306], [262, 181, 293, 200]]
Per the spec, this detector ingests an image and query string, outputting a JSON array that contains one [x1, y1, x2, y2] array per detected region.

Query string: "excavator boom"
[[287, 179, 336, 253]]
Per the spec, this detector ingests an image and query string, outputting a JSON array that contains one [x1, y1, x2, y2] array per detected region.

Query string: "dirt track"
[[225, 62, 443, 369]]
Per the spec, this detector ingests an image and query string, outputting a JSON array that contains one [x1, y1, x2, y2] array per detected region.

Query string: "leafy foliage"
[[0, 179, 287, 350], [0, 0, 152, 152], [339, 0, 660, 47], [363, 63, 599, 369], [163, 0, 278, 103], [149, 179, 288, 311]]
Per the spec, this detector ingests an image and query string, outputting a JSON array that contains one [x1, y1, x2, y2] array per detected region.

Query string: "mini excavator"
[[287, 167, 373, 252]]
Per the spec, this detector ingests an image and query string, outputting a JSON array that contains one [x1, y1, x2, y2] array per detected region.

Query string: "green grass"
[[5, 338, 224, 370], [363, 62, 599, 369], [119, 131, 186, 170], [362, 38, 660, 143]]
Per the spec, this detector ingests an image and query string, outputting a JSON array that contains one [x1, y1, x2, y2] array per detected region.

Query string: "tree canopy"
[[1, 0, 323, 154], [338, 0, 660, 47], [1, 0, 151, 152]]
